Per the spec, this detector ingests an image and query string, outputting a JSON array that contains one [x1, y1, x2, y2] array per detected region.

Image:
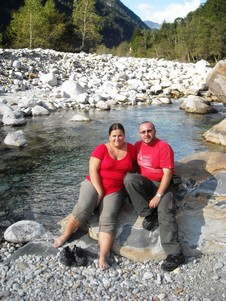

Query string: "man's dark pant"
[[124, 173, 182, 256]]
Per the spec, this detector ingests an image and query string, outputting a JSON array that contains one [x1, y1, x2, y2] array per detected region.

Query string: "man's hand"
[[149, 196, 161, 208]]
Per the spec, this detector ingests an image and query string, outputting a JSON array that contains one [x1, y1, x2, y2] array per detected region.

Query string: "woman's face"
[[109, 129, 125, 148]]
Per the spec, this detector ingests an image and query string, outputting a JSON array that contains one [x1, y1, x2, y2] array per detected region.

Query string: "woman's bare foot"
[[53, 234, 69, 248], [99, 255, 110, 270]]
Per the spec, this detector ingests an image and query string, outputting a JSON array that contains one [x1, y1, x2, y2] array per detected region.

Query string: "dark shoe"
[[142, 209, 158, 231], [59, 246, 76, 267], [73, 245, 87, 266], [161, 253, 185, 272]]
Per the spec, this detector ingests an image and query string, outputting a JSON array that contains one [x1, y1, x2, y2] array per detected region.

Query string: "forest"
[[0, 0, 225, 63], [130, 0, 226, 63]]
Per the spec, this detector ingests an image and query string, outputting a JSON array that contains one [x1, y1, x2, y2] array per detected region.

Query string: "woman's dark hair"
[[109, 123, 125, 135]]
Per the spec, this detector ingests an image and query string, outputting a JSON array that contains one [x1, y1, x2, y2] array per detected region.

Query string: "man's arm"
[[149, 168, 173, 209]]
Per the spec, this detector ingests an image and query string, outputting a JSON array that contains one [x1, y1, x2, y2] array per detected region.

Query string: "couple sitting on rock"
[[54, 121, 185, 271]]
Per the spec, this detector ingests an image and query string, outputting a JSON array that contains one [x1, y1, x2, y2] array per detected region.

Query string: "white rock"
[[40, 72, 58, 86], [4, 130, 27, 147], [96, 100, 110, 110], [61, 80, 87, 98], [150, 84, 162, 94], [70, 114, 90, 121], [4, 220, 46, 243], [2, 110, 27, 126], [32, 105, 50, 116]]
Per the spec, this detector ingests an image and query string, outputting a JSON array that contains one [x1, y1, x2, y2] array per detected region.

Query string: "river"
[[0, 102, 225, 232]]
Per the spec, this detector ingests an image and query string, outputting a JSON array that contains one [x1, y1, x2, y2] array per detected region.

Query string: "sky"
[[121, 0, 207, 24]]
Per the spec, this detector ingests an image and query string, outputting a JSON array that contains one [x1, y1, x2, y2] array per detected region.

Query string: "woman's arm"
[[89, 156, 104, 204]]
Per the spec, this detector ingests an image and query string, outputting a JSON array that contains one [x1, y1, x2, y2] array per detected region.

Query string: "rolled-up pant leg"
[[158, 183, 182, 256], [98, 189, 126, 235], [72, 180, 98, 223], [123, 173, 157, 217]]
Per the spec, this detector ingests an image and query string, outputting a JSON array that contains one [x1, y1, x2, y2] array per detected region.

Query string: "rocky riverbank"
[[1, 238, 226, 301], [0, 48, 214, 128]]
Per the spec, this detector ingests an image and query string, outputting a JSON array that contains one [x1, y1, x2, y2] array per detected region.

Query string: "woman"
[[54, 123, 136, 270]]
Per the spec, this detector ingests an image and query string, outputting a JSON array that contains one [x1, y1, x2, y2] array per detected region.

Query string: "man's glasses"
[[140, 129, 153, 135]]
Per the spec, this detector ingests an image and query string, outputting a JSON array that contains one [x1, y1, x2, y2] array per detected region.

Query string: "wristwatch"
[[156, 193, 162, 199]]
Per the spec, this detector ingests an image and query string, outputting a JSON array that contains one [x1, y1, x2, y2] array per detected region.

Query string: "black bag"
[[171, 174, 182, 186]]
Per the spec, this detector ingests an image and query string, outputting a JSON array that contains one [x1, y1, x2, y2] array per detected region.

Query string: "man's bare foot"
[[99, 255, 110, 270], [53, 235, 69, 248]]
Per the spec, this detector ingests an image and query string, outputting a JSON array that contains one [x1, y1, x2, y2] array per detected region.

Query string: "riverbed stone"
[[70, 114, 91, 121], [4, 130, 27, 147], [2, 109, 27, 126], [31, 105, 50, 116]]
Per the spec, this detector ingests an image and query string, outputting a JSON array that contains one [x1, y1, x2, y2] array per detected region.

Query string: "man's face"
[[139, 122, 156, 145]]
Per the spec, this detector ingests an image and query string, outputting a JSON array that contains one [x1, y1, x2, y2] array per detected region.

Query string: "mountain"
[[96, 0, 149, 47], [144, 20, 161, 30], [0, 0, 149, 49]]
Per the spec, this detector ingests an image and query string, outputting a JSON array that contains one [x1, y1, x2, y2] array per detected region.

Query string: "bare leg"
[[98, 232, 113, 270], [54, 216, 81, 248]]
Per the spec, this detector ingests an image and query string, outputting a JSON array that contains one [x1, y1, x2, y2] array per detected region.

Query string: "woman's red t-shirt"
[[86, 143, 136, 195]]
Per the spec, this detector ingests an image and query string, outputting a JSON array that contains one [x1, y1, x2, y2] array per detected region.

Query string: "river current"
[[0, 102, 225, 232]]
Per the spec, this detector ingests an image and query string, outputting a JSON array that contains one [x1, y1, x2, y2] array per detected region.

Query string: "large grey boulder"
[[180, 95, 217, 114], [58, 152, 226, 262], [206, 60, 226, 105], [202, 118, 226, 146]]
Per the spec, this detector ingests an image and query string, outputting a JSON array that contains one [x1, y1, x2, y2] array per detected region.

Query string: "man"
[[124, 121, 185, 271]]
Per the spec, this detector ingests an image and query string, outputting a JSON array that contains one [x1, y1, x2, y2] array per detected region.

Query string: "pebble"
[[1, 241, 226, 300]]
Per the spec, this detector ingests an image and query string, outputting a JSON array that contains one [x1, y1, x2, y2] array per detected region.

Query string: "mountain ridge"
[[144, 20, 161, 30]]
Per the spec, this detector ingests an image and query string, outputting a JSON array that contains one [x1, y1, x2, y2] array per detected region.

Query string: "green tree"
[[130, 27, 153, 57], [72, 0, 103, 51], [113, 41, 131, 57], [7, 0, 46, 49], [43, 0, 67, 50]]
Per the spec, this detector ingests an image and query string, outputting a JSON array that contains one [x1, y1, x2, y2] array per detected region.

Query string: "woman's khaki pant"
[[72, 180, 125, 235]]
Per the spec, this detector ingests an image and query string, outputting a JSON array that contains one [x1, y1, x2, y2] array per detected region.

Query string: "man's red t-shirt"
[[87, 143, 136, 195], [135, 138, 174, 181]]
